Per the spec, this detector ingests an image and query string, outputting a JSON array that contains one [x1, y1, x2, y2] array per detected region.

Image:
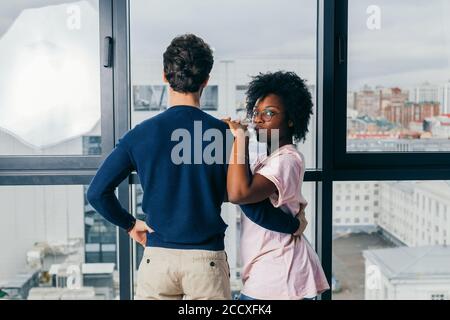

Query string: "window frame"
[[0, 0, 115, 172], [333, 0, 450, 173]]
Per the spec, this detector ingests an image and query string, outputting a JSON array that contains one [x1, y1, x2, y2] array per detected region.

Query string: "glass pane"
[[132, 183, 316, 299], [333, 181, 450, 300], [0, 185, 119, 300], [0, 1, 101, 156], [130, 0, 317, 169], [347, 0, 450, 152]]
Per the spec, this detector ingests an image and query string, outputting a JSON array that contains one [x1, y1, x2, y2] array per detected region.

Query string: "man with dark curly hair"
[[87, 34, 306, 300]]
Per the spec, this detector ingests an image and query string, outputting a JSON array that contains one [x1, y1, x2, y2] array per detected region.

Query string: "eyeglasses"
[[252, 109, 284, 122]]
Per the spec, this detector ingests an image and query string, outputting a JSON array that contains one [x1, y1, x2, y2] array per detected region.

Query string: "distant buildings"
[[383, 102, 439, 129], [335, 181, 450, 248], [333, 182, 379, 235], [411, 82, 441, 105], [347, 137, 450, 152], [0, 122, 116, 299], [334, 181, 450, 300], [424, 114, 450, 138], [442, 81, 450, 115], [349, 83, 450, 138], [378, 181, 450, 247], [380, 87, 409, 117], [354, 86, 382, 118], [410, 81, 450, 116]]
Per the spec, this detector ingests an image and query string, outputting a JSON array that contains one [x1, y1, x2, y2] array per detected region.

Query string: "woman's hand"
[[222, 118, 248, 138], [222, 118, 250, 166], [128, 219, 154, 248]]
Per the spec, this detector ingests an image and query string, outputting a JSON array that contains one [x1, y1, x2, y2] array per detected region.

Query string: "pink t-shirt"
[[240, 144, 330, 300]]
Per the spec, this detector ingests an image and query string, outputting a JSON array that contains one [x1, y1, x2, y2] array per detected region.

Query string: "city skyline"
[[347, 81, 450, 146]]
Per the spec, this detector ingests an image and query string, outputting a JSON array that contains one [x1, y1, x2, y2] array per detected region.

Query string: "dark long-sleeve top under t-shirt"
[[87, 105, 300, 251]]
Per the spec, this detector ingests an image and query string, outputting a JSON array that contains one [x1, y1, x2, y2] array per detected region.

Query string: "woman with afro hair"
[[224, 71, 330, 300]]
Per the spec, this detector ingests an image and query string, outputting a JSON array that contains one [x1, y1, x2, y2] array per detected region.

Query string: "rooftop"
[[363, 245, 450, 280]]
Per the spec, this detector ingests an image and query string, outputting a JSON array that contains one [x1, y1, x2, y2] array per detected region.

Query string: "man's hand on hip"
[[128, 219, 154, 247]]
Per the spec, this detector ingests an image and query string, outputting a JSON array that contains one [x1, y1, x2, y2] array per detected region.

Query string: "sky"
[[347, 0, 450, 90], [129, 0, 317, 61]]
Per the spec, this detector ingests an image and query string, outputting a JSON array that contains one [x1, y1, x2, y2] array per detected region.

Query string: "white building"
[[378, 181, 450, 247], [411, 82, 441, 105], [333, 182, 380, 235], [422, 115, 450, 138], [409, 81, 450, 115], [363, 246, 450, 300], [334, 181, 450, 246], [441, 81, 450, 115], [347, 92, 356, 110]]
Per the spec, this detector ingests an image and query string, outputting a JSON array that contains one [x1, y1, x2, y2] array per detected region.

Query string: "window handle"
[[103, 36, 113, 68]]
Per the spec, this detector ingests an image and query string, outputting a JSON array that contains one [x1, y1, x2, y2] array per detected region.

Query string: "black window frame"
[[333, 0, 450, 173], [0, 0, 115, 172]]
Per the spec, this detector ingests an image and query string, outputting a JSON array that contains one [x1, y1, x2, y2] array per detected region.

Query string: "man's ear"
[[200, 75, 210, 89], [162, 72, 168, 83], [288, 120, 294, 128]]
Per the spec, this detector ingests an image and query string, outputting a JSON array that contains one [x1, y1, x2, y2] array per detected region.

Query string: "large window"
[[129, 0, 319, 299], [333, 181, 450, 300], [0, 0, 102, 156], [346, 0, 450, 153], [129, 0, 317, 169], [0, 0, 121, 300], [0, 185, 119, 300]]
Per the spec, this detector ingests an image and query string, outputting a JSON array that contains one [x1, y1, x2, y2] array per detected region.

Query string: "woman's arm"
[[225, 120, 278, 205]]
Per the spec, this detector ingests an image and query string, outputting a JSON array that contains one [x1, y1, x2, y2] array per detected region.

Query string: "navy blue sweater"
[[87, 105, 300, 251]]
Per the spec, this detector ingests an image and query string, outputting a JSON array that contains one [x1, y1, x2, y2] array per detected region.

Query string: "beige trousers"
[[135, 247, 231, 300]]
